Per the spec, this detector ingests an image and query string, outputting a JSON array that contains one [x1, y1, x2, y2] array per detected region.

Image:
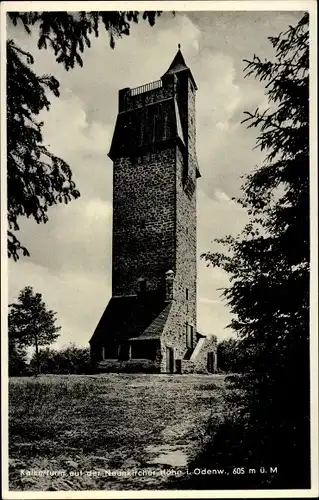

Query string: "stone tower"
[[90, 48, 217, 373]]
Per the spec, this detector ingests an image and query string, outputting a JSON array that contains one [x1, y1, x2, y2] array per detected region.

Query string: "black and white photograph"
[[1, 1, 318, 497]]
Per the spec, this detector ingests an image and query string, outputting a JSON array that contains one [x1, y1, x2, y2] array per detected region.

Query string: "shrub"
[[29, 344, 93, 375], [9, 344, 28, 376], [217, 338, 256, 373], [98, 359, 159, 373]]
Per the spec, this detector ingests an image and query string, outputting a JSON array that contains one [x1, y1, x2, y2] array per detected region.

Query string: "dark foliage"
[[96, 359, 160, 374], [8, 342, 28, 376], [217, 338, 255, 373], [29, 344, 93, 375], [7, 11, 162, 259]]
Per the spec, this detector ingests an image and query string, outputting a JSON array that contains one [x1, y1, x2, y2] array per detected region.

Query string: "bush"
[[29, 344, 93, 375], [9, 344, 28, 376], [98, 359, 160, 373], [217, 338, 256, 373]]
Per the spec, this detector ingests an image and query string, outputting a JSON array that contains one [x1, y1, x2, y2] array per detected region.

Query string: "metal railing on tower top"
[[130, 79, 163, 96]]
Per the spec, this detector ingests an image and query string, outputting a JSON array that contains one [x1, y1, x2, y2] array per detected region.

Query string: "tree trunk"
[[35, 335, 39, 376]]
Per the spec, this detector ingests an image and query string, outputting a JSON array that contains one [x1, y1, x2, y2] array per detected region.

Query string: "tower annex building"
[[90, 48, 217, 373]]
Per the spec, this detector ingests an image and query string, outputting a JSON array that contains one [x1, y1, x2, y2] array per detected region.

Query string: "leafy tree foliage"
[[201, 13, 310, 487], [8, 286, 61, 375], [8, 339, 28, 376], [29, 344, 92, 375], [7, 11, 162, 260], [217, 338, 255, 373]]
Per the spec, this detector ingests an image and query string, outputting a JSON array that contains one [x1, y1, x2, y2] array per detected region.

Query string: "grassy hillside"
[[9, 373, 227, 491]]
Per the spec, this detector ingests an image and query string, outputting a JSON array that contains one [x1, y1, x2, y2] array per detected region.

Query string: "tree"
[[202, 13, 310, 487], [8, 286, 61, 375], [7, 11, 162, 260]]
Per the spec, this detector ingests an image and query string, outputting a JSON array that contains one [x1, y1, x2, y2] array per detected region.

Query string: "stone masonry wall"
[[112, 68, 200, 373], [112, 148, 176, 296], [160, 146, 197, 370], [187, 80, 197, 171], [160, 79, 198, 371], [181, 336, 218, 374], [160, 300, 185, 371]]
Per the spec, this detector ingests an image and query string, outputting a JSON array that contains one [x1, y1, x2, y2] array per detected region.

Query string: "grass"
[[9, 373, 228, 491]]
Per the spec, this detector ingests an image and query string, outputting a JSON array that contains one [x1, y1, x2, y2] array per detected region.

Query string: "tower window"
[[185, 323, 194, 349], [186, 288, 189, 300]]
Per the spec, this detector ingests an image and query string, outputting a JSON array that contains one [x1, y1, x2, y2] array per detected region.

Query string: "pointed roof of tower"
[[165, 47, 188, 73], [162, 46, 198, 90]]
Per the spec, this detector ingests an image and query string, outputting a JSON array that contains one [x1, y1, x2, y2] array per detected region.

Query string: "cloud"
[[197, 267, 233, 339], [214, 189, 231, 202], [41, 90, 111, 157], [85, 199, 112, 220], [197, 189, 248, 255], [199, 297, 221, 305]]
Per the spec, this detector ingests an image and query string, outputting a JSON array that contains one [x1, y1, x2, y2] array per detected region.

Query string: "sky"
[[7, 8, 304, 349]]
